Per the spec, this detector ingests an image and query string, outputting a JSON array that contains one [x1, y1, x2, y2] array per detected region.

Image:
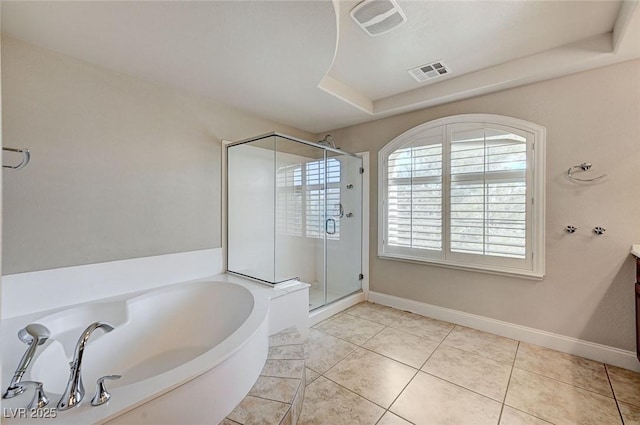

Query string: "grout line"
[[383, 368, 421, 424], [510, 365, 615, 399], [418, 322, 455, 370], [319, 373, 399, 412], [501, 405, 555, 425], [498, 341, 520, 425], [418, 369, 505, 404], [605, 364, 626, 425]]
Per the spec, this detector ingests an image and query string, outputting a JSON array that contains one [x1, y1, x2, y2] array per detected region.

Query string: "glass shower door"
[[325, 152, 363, 305]]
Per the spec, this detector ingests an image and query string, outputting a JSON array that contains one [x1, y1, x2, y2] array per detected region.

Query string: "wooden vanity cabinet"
[[636, 256, 640, 361]]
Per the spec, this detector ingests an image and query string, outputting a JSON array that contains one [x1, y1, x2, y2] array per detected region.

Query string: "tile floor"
[[298, 302, 640, 425]]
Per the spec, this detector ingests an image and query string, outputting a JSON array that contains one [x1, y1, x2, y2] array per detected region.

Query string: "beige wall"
[[1, 36, 314, 274], [329, 59, 640, 351]]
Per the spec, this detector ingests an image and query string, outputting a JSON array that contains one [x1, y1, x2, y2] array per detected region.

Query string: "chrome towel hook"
[[3, 147, 31, 170], [567, 162, 606, 182]]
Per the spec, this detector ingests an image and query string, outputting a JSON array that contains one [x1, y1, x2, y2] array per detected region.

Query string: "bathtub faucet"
[[3, 324, 51, 399], [57, 322, 114, 410]]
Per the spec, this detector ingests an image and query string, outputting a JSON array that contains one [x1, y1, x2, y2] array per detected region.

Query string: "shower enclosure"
[[226, 133, 363, 310]]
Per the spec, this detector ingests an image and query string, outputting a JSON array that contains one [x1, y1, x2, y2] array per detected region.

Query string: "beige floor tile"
[[298, 376, 384, 425], [620, 401, 640, 425], [499, 406, 553, 425], [219, 419, 241, 425], [269, 328, 304, 347], [607, 364, 640, 407], [314, 313, 385, 345], [261, 359, 305, 379], [442, 326, 518, 363], [388, 312, 454, 341], [363, 326, 440, 368], [325, 347, 417, 408], [227, 395, 290, 425], [345, 302, 406, 326], [390, 371, 502, 425], [303, 328, 357, 373], [505, 368, 621, 425], [422, 344, 512, 401], [376, 412, 414, 425], [268, 344, 305, 360], [248, 376, 301, 404], [515, 343, 611, 396], [305, 368, 320, 386]]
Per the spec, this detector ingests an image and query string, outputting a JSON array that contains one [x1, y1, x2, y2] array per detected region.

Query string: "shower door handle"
[[326, 218, 336, 235]]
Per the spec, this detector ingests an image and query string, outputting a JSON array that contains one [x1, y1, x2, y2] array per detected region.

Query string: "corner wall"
[[1, 36, 314, 274], [329, 59, 640, 351]]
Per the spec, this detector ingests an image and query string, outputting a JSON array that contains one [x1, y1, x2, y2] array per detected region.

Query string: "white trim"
[[309, 291, 365, 326], [378, 114, 546, 279], [221, 139, 232, 273], [369, 290, 640, 372], [2, 248, 223, 319], [358, 151, 370, 298]]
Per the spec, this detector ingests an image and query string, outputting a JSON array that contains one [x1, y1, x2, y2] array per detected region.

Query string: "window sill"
[[378, 253, 544, 280]]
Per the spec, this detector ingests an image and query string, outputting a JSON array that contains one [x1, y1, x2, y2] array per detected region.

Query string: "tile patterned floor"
[[298, 302, 640, 425]]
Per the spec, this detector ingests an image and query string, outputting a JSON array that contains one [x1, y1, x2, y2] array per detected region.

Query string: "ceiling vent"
[[350, 0, 407, 37], [408, 61, 450, 83]]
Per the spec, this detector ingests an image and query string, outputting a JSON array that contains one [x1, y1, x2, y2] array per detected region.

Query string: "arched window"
[[378, 114, 545, 278]]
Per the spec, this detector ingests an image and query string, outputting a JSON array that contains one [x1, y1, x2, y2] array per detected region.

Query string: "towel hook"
[[3, 147, 31, 170], [566, 162, 606, 182]]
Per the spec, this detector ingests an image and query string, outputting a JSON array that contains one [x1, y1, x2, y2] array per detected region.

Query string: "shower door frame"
[[222, 133, 369, 310]]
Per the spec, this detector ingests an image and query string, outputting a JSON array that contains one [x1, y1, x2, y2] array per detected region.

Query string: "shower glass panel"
[[227, 135, 277, 283], [227, 133, 362, 311], [274, 138, 325, 284], [325, 151, 363, 306]]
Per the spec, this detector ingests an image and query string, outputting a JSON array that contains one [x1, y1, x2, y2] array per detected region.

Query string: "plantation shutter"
[[305, 158, 341, 239], [449, 126, 528, 260], [386, 128, 443, 258], [276, 164, 303, 237]]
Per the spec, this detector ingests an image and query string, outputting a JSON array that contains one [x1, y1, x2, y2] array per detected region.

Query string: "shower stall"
[[226, 133, 363, 310]]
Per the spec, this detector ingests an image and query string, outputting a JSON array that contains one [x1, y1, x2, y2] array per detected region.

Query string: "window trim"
[[378, 114, 545, 279]]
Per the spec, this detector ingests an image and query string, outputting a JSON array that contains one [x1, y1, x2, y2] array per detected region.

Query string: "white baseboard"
[[368, 290, 640, 373], [309, 291, 366, 327], [2, 248, 223, 319]]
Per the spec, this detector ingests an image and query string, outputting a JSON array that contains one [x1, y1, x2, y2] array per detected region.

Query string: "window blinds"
[[449, 128, 527, 259]]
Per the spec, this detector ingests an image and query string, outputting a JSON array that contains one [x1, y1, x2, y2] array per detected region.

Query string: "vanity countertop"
[[632, 245, 640, 258]]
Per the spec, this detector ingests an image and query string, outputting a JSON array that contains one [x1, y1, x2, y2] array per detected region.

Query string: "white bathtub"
[[1, 280, 271, 425]]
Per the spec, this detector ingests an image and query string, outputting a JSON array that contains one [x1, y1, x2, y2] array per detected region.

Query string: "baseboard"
[[309, 291, 366, 326], [368, 290, 640, 373]]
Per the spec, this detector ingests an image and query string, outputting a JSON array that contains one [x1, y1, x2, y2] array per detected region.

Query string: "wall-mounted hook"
[[593, 226, 606, 235], [565, 225, 577, 233]]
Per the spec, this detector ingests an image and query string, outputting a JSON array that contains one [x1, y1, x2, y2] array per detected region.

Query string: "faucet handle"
[[91, 375, 121, 406], [20, 381, 49, 409]]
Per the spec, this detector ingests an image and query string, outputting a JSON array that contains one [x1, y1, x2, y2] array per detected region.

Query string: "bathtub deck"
[[222, 328, 306, 425]]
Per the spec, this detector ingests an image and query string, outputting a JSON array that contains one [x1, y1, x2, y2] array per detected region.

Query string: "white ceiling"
[[2, 1, 640, 134]]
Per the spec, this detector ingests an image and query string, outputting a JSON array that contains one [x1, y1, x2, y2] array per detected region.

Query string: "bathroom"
[[1, 1, 640, 424]]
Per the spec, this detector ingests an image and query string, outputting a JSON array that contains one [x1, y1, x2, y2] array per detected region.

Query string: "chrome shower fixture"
[[317, 134, 337, 149], [3, 323, 51, 399]]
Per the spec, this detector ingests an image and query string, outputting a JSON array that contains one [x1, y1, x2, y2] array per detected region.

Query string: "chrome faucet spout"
[[57, 322, 114, 410]]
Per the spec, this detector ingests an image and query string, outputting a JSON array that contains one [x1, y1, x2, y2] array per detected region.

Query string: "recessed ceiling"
[[2, 1, 640, 134]]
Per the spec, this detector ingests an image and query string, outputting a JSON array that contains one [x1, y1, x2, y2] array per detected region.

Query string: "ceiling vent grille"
[[409, 61, 450, 82], [350, 0, 407, 37]]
